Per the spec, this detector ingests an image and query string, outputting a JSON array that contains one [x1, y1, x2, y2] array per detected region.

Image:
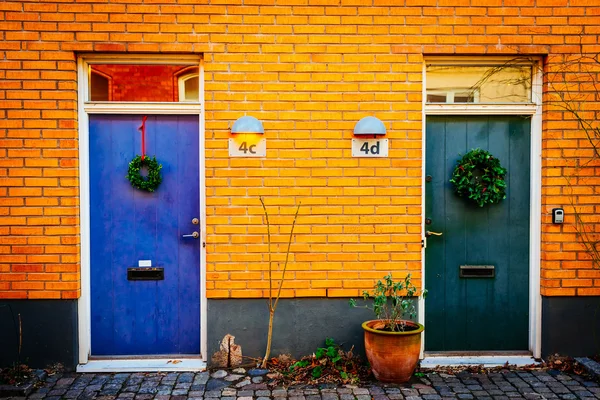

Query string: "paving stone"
[[210, 370, 228, 379], [25, 366, 600, 400], [195, 372, 210, 385], [206, 378, 231, 391], [248, 368, 270, 376], [224, 373, 244, 381], [235, 378, 251, 388], [387, 395, 403, 400]]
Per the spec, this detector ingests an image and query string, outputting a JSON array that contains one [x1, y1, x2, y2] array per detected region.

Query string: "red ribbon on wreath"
[[138, 116, 148, 161]]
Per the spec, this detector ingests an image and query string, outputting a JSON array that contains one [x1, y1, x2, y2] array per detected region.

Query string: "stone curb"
[[0, 369, 47, 397], [575, 357, 600, 380]]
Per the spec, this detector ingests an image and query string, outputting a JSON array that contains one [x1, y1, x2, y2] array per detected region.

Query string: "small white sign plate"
[[138, 260, 152, 267], [352, 138, 389, 158], [229, 135, 266, 157]]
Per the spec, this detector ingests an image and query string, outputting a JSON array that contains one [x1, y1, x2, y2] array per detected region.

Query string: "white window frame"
[[76, 53, 207, 371], [426, 88, 480, 104], [420, 56, 543, 361]]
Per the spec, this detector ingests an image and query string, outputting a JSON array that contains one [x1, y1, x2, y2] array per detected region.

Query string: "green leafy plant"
[[283, 338, 364, 384], [449, 148, 507, 207], [350, 273, 427, 332]]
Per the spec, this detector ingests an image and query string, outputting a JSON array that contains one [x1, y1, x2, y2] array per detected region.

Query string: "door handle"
[[182, 231, 199, 239], [425, 230, 443, 237]]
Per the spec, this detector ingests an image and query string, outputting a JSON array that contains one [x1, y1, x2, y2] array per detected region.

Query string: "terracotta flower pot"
[[362, 319, 424, 383]]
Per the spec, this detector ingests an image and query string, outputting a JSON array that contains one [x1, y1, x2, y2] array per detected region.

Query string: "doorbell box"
[[552, 208, 564, 224]]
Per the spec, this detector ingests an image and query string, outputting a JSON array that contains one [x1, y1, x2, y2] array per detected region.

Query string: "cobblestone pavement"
[[10, 367, 600, 400]]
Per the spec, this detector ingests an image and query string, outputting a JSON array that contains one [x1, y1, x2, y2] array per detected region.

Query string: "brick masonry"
[[1, 1, 599, 300]]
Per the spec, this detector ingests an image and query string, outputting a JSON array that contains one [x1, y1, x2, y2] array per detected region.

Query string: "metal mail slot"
[[459, 265, 495, 278], [127, 267, 164, 281]]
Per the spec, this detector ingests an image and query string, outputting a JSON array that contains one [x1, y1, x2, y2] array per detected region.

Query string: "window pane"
[[427, 94, 447, 103], [90, 71, 109, 101], [183, 76, 199, 102], [426, 65, 532, 104], [88, 64, 198, 102]]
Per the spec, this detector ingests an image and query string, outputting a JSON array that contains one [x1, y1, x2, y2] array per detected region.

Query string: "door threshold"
[[77, 358, 206, 373], [421, 352, 538, 369]]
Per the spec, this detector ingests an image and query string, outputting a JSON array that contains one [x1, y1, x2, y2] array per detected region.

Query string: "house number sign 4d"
[[351, 138, 389, 158]]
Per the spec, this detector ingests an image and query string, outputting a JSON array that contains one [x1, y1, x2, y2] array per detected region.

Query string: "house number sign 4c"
[[228, 134, 266, 157], [352, 138, 389, 158]]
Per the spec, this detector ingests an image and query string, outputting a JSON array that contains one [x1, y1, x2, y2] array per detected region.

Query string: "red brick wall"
[[91, 65, 186, 102]]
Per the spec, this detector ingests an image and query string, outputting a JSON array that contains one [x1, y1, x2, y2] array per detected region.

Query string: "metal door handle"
[[425, 231, 443, 237], [182, 231, 199, 239]]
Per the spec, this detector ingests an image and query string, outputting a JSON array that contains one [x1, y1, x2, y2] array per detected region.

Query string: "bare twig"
[[260, 197, 301, 369]]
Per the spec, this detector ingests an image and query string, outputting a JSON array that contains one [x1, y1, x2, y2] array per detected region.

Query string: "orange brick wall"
[[0, 0, 599, 300]]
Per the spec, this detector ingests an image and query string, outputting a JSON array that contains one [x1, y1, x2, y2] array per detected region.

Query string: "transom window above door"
[[426, 63, 533, 104], [85, 58, 200, 103]]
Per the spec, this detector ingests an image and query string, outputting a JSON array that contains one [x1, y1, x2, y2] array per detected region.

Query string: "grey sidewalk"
[[10, 367, 600, 400]]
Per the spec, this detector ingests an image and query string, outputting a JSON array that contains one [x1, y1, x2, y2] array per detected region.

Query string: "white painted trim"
[[529, 62, 544, 359], [84, 102, 202, 114], [199, 57, 208, 362], [76, 54, 207, 369], [421, 57, 543, 359], [77, 358, 206, 373], [79, 53, 200, 65], [77, 57, 92, 366], [426, 56, 540, 66], [419, 60, 427, 360], [425, 104, 536, 115], [421, 355, 538, 368]]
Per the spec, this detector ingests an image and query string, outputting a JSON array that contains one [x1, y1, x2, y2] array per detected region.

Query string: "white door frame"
[[76, 54, 207, 370], [420, 57, 543, 359]]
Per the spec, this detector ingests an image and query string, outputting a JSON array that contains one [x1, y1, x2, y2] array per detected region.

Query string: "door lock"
[[182, 231, 199, 239], [425, 230, 443, 237], [192, 218, 199, 225]]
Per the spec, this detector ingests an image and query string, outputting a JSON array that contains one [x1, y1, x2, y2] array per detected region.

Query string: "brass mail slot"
[[459, 265, 495, 278], [127, 267, 164, 281]]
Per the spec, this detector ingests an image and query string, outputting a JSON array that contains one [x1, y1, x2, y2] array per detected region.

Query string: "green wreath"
[[126, 155, 162, 192], [449, 149, 507, 207]]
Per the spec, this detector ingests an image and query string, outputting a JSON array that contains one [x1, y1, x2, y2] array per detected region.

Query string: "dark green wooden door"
[[425, 116, 530, 351]]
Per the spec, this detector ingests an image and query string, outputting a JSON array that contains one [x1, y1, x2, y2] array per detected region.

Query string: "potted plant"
[[350, 273, 427, 383]]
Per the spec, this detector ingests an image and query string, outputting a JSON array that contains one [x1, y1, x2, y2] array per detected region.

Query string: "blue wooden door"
[[425, 116, 530, 351], [90, 115, 200, 356]]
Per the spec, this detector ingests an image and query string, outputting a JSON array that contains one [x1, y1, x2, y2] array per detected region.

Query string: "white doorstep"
[[77, 358, 206, 373], [420, 355, 538, 369]]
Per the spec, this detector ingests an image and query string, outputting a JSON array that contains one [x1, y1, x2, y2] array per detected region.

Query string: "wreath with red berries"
[[449, 149, 507, 207]]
